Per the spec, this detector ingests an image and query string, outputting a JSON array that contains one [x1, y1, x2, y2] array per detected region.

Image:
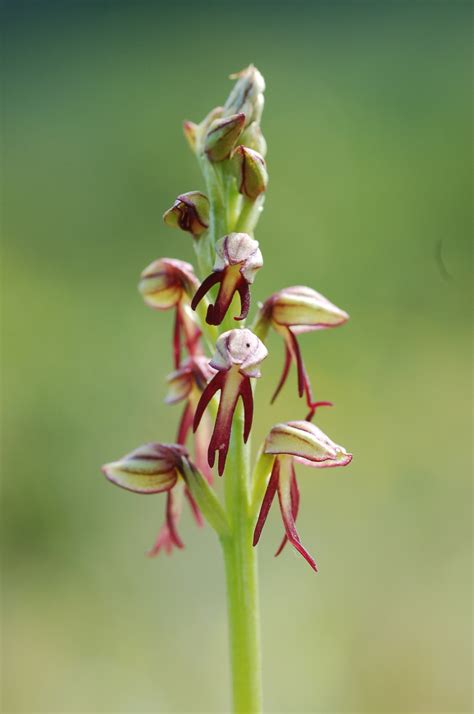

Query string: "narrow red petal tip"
[[173, 309, 182, 369], [185, 487, 204, 527], [235, 280, 250, 321], [305, 401, 333, 421], [253, 460, 279, 546], [193, 371, 225, 433], [191, 271, 222, 312], [277, 464, 317, 571], [274, 467, 299, 556], [287, 330, 306, 398], [270, 344, 292, 404], [177, 401, 194, 445], [239, 377, 254, 443]]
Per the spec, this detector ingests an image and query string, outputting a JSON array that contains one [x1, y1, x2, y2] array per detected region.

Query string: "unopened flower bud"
[[192, 233, 263, 325], [240, 122, 267, 157], [224, 65, 265, 128], [138, 258, 198, 310], [204, 113, 245, 162], [163, 191, 210, 237], [211, 328, 268, 379], [183, 121, 198, 152], [231, 146, 268, 200], [265, 421, 352, 468], [183, 106, 224, 154], [102, 443, 188, 494]]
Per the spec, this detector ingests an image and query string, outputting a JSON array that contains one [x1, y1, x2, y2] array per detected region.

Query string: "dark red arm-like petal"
[[277, 460, 317, 571], [177, 401, 194, 445], [173, 309, 182, 369], [270, 343, 292, 404], [286, 329, 306, 398], [184, 487, 204, 527], [306, 401, 333, 422], [166, 490, 184, 548], [147, 524, 174, 557], [275, 464, 299, 556], [193, 410, 214, 484], [194, 369, 244, 476], [235, 279, 251, 321], [191, 270, 222, 311], [239, 376, 254, 443], [193, 370, 226, 432], [253, 458, 280, 546], [206, 272, 238, 326], [208, 374, 242, 475]]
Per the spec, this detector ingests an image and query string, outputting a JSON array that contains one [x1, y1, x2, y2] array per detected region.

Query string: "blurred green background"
[[2, 1, 472, 712]]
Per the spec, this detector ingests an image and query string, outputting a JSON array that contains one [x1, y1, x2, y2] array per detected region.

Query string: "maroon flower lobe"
[[193, 329, 267, 475], [191, 233, 263, 326]]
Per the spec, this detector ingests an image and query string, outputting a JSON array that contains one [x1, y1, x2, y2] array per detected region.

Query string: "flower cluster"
[[102, 65, 352, 570]]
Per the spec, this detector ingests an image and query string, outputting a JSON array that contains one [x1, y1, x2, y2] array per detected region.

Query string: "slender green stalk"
[[221, 403, 263, 714], [195, 117, 265, 713]]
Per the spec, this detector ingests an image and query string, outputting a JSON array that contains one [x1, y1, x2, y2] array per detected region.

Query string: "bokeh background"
[[2, 1, 472, 712]]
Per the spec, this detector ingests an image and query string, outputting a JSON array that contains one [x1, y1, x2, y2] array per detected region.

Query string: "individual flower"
[[163, 191, 210, 237], [204, 113, 246, 162], [223, 65, 265, 128], [102, 442, 188, 494], [138, 258, 202, 367], [191, 233, 263, 326], [231, 146, 268, 200], [256, 286, 349, 419], [253, 421, 352, 571], [165, 355, 216, 482], [193, 329, 268, 475], [102, 443, 202, 556]]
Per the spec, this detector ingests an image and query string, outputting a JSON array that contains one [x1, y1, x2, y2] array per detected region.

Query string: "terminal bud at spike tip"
[[256, 286, 349, 419], [193, 329, 267, 475], [224, 64, 265, 128], [191, 233, 263, 325], [231, 146, 268, 200], [204, 113, 246, 162], [163, 192, 210, 237], [253, 421, 352, 571]]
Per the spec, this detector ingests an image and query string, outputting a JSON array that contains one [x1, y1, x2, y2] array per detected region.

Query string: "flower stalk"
[[102, 64, 352, 714]]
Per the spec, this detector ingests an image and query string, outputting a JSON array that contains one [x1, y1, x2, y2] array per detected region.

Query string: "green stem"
[[220, 403, 263, 714], [234, 195, 265, 234]]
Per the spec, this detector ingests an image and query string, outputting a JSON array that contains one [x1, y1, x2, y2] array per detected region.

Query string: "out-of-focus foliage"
[[1, 1, 471, 712]]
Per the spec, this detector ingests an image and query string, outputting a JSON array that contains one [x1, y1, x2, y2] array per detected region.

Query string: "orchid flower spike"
[[253, 421, 352, 571], [256, 286, 349, 419], [224, 65, 266, 128], [191, 233, 263, 326], [163, 191, 210, 237], [139, 258, 202, 368], [102, 443, 203, 556], [193, 328, 268, 475]]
